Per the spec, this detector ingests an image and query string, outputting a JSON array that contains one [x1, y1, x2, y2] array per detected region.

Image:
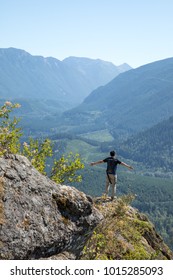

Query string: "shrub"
[[0, 101, 84, 183]]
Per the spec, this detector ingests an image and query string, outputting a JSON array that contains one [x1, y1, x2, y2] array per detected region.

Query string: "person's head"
[[110, 150, 116, 157]]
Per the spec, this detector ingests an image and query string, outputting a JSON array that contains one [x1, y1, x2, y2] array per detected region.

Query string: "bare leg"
[[105, 175, 110, 196], [110, 175, 117, 200]]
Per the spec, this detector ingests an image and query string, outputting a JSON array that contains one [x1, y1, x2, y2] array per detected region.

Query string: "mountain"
[[0, 154, 172, 260], [0, 48, 131, 111], [63, 56, 131, 91], [63, 57, 173, 136]]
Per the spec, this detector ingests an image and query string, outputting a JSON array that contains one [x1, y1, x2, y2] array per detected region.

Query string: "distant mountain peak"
[[118, 63, 132, 72], [63, 56, 132, 69], [0, 47, 131, 113]]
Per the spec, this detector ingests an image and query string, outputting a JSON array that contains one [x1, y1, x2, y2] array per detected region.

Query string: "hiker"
[[90, 150, 133, 200]]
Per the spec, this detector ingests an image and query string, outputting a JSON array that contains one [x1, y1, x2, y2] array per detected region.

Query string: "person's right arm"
[[90, 160, 104, 166]]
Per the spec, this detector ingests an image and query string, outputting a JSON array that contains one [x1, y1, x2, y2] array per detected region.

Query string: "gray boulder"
[[0, 154, 102, 259]]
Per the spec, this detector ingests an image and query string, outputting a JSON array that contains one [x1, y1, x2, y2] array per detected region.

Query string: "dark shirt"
[[103, 157, 121, 175]]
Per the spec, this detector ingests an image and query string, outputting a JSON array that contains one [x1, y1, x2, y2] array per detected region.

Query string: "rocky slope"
[[82, 197, 173, 260], [0, 155, 172, 260], [0, 154, 102, 259]]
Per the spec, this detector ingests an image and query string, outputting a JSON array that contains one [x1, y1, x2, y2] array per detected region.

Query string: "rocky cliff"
[[0, 154, 102, 259], [0, 154, 172, 260]]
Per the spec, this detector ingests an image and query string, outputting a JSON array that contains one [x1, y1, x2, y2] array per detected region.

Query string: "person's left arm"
[[120, 161, 133, 170]]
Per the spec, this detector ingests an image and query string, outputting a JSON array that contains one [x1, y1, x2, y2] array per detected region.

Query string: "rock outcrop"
[[0, 154, 172, 260], [0, 154, 102, 259], [81, 197, 173, 260]]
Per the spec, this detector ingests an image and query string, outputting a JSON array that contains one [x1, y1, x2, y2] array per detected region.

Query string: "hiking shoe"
[[111, 196, 117, 201]]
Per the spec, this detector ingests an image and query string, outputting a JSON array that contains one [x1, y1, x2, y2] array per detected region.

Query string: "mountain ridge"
[[0, 47, 131, 107], [0, 47, 132, 133], [63, 56, 173, 136]]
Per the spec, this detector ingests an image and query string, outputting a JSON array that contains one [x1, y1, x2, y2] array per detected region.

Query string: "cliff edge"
[[0, 154, 172, 260]]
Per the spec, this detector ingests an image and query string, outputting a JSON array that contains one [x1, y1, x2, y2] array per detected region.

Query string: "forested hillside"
[[117, 115, 173, 173]]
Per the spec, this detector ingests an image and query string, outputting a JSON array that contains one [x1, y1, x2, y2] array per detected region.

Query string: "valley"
[[46, 121, 173, 250], [0, 48, 173, 250]]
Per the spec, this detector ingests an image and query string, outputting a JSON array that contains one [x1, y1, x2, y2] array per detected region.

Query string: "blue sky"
[[1, 0, 173, 68]]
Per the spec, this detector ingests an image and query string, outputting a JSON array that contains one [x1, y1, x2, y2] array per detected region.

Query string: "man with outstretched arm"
[[90, 150, 133, 200]]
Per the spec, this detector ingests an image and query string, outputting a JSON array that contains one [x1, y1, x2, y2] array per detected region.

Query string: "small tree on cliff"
[[51, 152, 84, 184], [0, 101, 84, 183], [0, 102, 22, 156], [22, 138, 53, 175]]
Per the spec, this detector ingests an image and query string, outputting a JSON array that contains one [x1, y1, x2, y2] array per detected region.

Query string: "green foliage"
[[0, 102, 22, 156], [51, 152, 84, 184], [82, 230, 109, 260], [22, 138, 53, 174], [81, 196, 143, 260], [0, 101, 84, 184]]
